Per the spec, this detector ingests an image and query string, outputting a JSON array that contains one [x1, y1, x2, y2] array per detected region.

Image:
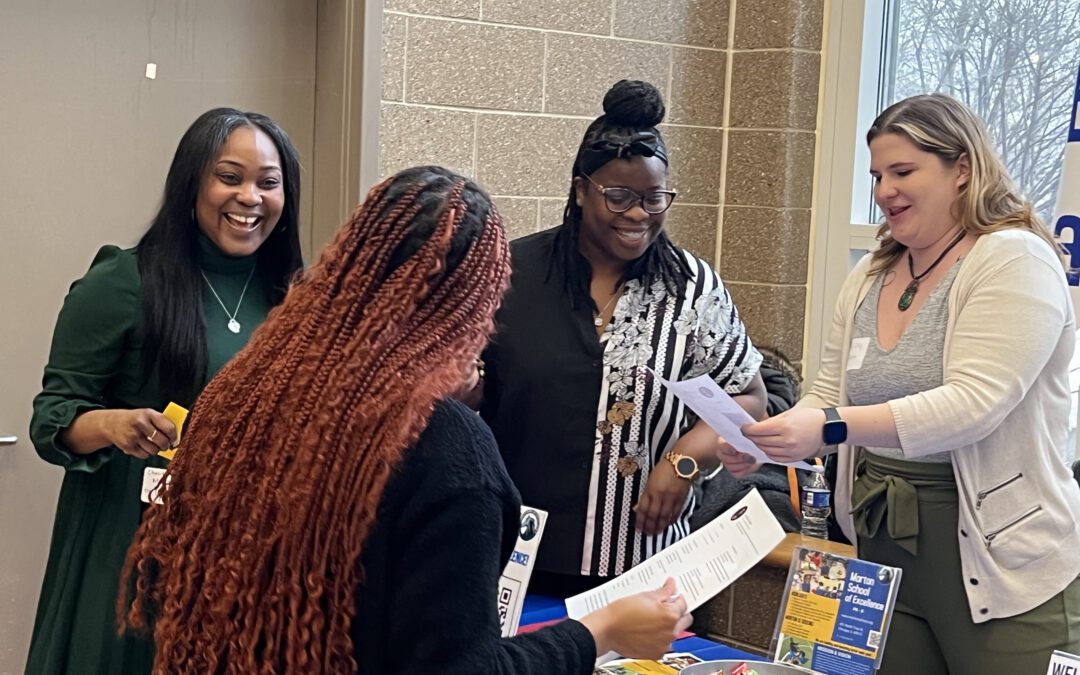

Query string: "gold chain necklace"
[[593, 283, 625, 328]]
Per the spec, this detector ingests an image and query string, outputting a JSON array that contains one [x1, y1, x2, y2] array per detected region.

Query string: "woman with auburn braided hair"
[[119, 166, 691, 674]]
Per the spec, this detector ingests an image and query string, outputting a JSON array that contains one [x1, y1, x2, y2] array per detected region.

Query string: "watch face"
[[823, 420, 848, 445], [676, 457, 697, 477]]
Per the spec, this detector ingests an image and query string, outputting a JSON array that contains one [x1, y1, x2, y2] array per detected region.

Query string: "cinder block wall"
[[380, 0, 823, 364]]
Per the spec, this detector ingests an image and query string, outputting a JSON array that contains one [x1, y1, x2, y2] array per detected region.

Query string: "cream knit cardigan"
[[799, 228, 1080, 622]]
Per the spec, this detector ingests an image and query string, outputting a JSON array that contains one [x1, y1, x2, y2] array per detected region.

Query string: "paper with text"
[[652, 372, 822, 473], [140, 467, 168, 504], [566, 489, 785, 622], [774, 547, 902, 674], [1047, 650, 1080, 675]]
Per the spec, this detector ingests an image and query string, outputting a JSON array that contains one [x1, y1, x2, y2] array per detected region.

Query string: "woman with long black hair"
[[27, 108, 303, 674]]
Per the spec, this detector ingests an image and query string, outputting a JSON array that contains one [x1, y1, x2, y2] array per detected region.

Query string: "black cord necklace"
[[898, 230, 966, 311]]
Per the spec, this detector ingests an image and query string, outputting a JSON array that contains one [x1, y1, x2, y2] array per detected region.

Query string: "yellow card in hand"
[[157, 402, 189, 461]]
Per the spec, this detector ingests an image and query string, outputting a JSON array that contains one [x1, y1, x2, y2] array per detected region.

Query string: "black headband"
[[575, 119, 668, 176]]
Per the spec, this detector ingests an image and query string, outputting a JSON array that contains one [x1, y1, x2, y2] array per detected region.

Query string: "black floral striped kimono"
[[482, 228, 761, 579]]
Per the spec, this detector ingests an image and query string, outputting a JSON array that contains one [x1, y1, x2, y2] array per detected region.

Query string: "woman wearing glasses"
[[481, 80, 767, 597]]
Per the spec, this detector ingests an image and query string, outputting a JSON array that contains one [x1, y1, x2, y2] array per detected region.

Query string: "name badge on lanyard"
[[141, 467, 169, 505]]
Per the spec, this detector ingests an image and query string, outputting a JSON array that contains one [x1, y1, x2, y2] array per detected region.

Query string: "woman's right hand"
[[105, 409, 178, 459], [62, 408, 178, 459], [717, 437, 761, 479], [580, 578, 692, 659]]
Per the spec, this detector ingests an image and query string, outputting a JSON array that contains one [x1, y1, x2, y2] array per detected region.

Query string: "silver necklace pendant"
[[201, 267, 254, 337], [593, 315, 604, 327]]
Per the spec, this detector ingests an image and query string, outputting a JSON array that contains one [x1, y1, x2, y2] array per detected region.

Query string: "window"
[[886, 0, 1079, 223]]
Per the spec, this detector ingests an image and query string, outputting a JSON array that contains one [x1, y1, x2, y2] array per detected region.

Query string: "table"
[[762, 533, 855, 569], [520, 594, 767, 662]]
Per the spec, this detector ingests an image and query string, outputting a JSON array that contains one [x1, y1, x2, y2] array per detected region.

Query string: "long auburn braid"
[[119, 166, 511, 674]]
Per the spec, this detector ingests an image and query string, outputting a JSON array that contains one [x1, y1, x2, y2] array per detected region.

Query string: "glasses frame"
[[581, 174, 677, 215]]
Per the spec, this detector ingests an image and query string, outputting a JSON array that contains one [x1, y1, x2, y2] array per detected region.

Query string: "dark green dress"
[[26, 234, 274, 675]]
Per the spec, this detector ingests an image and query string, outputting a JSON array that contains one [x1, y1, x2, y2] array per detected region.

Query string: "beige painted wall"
[[0, 3, 318, 669], [379, 0, 823, 364], [0, 0, 382, 669]]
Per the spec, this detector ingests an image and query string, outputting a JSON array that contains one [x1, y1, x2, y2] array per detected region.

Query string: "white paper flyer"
[[651, 371, 822, 473], [566, 488, 785, 620]]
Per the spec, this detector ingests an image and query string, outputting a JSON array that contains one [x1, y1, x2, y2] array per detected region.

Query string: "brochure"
[[650, 371, 821, 473], [566, 489, 785, 620], [772, 547, 902, 675], [498, 506, 548, 637], [156, 401, 189, 460], [567, 489, 786, 664]]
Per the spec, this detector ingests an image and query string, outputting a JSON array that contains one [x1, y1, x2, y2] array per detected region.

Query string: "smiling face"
[[195, 125, 285, 257], [869, 132, 969, 249], [573, 154, 670, 270]]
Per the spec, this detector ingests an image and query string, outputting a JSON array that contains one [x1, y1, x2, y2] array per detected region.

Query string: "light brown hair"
[[866, 93, 1059, 275]]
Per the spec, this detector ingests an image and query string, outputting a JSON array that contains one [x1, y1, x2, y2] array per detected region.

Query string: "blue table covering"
[[520, 594, 767, 663]]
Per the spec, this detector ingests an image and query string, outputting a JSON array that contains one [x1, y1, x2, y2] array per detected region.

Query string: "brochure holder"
[[770, 547, 902, 674], [498, 506, 548, 637]]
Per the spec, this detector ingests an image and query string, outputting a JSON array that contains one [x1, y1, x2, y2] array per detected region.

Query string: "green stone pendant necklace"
[[898, 230, 966, 311]]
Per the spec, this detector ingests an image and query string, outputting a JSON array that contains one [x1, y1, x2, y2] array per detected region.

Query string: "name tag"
[[140, 467, 169, 504], [847, 337, 870, 371]]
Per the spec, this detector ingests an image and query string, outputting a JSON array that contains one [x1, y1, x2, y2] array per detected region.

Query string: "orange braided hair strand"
[[119, 166, 511, 673]]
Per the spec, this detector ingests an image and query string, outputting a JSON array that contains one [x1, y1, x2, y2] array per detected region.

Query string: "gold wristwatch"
[[664, 451, 700, 480]]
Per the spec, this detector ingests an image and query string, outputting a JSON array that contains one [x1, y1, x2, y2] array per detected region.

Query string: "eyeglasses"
[[582, 174, 677, 215]]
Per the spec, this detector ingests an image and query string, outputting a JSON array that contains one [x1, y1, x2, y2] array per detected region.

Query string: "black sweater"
[[352, 399, 597, 674]]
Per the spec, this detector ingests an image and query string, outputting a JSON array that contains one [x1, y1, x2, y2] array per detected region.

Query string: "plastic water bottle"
[[801, 470, 831, 539]]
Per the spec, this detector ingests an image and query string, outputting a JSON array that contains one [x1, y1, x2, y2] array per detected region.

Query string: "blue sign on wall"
[[1056, 63, 1080, 286]]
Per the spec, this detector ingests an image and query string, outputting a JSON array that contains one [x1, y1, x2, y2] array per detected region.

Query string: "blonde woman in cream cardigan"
[[724, 94, 1080, 673]]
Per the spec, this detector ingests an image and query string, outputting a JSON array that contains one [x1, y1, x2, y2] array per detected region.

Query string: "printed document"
[[566, 489, 785, 619], [652, 372, 822, 473]]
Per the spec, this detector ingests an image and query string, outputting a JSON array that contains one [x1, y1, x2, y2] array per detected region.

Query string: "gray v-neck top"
[[847, 263, 962, 462]]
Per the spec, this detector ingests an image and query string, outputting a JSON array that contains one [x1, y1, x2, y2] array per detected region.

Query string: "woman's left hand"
[[634, 463, 691, 535], [742, 407, 826, 463]]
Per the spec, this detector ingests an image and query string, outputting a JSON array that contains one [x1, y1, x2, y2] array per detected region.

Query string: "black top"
[[353, 399, 596, 675], [482, 229, 761, 578]]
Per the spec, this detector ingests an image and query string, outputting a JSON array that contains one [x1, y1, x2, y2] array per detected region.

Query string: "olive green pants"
[[854, 453, 1080, 674]]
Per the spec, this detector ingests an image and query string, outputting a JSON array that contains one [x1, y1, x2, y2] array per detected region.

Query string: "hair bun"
[[602, 80, 665, 127]]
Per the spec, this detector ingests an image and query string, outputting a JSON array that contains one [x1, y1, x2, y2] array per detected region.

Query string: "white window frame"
[[805, 0, 887, 382]]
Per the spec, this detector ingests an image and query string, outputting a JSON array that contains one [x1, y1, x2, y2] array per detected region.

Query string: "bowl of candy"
[[679, 661, 822, 675]]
